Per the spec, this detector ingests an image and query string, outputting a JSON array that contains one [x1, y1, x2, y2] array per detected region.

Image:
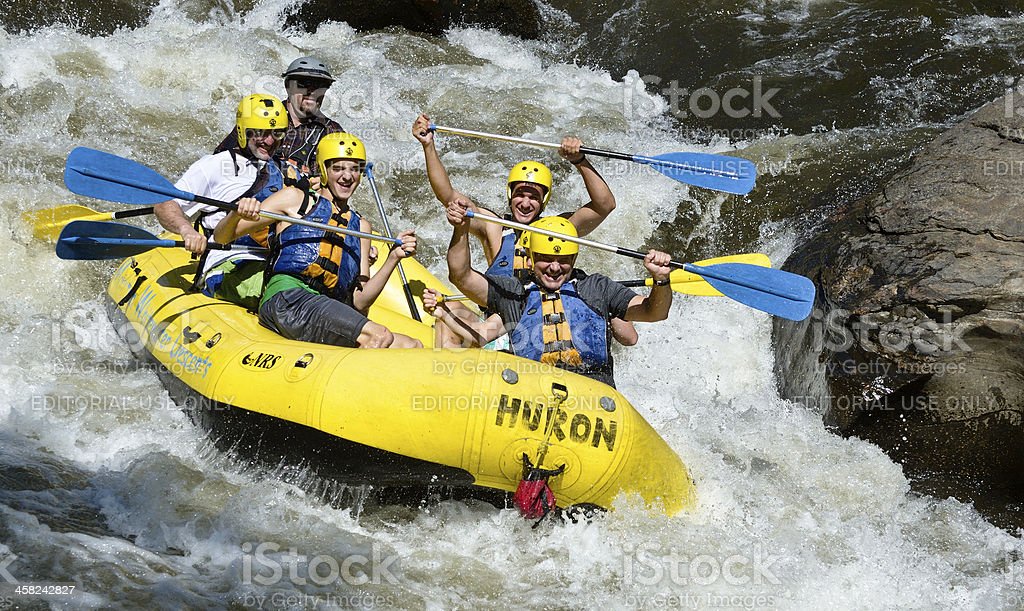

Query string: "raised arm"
[[445, 200, 490, 307], [561, 136, 616, 237], [413, 114, 506, 252], [623, 250, 674, 322], [413, 113, 462, 206]]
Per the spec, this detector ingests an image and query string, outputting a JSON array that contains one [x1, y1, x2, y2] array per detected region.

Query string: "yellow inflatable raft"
[[105, 244, 696, 514]]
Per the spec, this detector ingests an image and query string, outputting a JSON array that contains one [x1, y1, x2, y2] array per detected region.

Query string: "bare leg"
[[423, 289, 503, 348], [356, 320, 423, 349]]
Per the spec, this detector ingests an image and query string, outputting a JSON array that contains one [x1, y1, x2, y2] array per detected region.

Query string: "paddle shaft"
[[430, 124, 742, 179], [442, 253, 768, 300], [445, 277, 715, 300], [63, 206, 156, 223], [365, 163, 421, 321], [443, 278, 709, 300], [110, 206, 156, 220], [465, 208, 678, 265], [71, 165, 400, 246], [192, 193, 399, 245], [618, 279, 657, 288], [464, 210, 804, 301], [62, 236, 263, 251]]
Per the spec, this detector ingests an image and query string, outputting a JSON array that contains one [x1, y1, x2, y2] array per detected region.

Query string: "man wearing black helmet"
[[215, 56, 344, 188]]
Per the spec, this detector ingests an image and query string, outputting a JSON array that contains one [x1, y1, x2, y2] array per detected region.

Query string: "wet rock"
[[0, 0, 157, 35], [284, 0, 542, 40], [774, 92, 1024, 493]]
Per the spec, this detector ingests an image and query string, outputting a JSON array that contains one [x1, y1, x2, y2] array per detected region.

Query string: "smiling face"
[[322, 159, 362, 201], [508, 182, 546, 224], [531, 253, 576, 291], [245, 128, 285, 161]]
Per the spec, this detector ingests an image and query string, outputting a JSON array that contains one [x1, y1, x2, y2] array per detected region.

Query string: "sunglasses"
[[288, 77, 331, 90], [248, 128, 287, 140]]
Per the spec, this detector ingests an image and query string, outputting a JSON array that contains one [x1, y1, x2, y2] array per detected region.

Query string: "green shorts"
[[202, 259, 265, 312]]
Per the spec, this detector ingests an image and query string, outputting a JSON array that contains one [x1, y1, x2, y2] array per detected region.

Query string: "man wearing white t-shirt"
[[154, 94, 289, 310]]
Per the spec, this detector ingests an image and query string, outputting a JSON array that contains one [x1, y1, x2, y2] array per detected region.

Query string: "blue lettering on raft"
[[116, 269, 212, 378], [167, 340, 213, 378], [129, 285, 158, 337]]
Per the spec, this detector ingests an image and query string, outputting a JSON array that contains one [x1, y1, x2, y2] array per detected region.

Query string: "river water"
[[1, 0, 1023, 608]]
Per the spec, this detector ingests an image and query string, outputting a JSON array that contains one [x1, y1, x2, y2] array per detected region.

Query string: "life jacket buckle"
[[542, 312, 565, 324], [544, 340, 574, 353]]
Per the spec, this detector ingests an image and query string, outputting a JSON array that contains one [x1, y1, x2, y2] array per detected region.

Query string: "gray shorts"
[[259, 288, 369, 348]]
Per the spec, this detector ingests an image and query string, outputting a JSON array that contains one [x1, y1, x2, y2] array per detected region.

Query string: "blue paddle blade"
[[64, 147, 193, 205], [684, 262, 815, 321], [56, 220, 171, 260], [637, 152, 757, 195]]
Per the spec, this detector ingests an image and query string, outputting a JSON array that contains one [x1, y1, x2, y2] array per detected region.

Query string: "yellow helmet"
[[317, 132, 367, 179], [526, 216, 578, 257], [507, 160, 552, 205], [235, 94, 287, 148]]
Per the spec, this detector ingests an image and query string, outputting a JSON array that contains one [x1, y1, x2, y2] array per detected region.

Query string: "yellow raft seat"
[[105, 244, 696, 514]]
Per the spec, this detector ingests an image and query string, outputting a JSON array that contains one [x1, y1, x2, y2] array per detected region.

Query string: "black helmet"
[[281, 56, 335, 83]]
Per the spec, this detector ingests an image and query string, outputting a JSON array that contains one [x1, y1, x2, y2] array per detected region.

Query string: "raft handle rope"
[[117, 261, 147, 306], [513, 383, 569, 525]]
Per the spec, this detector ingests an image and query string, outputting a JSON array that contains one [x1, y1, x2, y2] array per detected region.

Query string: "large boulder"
[[774, 92, 1024, 497], [284, 0, 542, 39], [0, 0, 156, 35]]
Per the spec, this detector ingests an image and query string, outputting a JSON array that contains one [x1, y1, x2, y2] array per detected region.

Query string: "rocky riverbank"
[[774, 92, 1024, 526]]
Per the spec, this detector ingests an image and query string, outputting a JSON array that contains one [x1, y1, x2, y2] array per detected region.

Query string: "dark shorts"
[[258, 288, 369, 348]]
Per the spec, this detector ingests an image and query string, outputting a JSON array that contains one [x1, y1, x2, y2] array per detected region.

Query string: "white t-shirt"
[[173, 150, 268, 272]]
